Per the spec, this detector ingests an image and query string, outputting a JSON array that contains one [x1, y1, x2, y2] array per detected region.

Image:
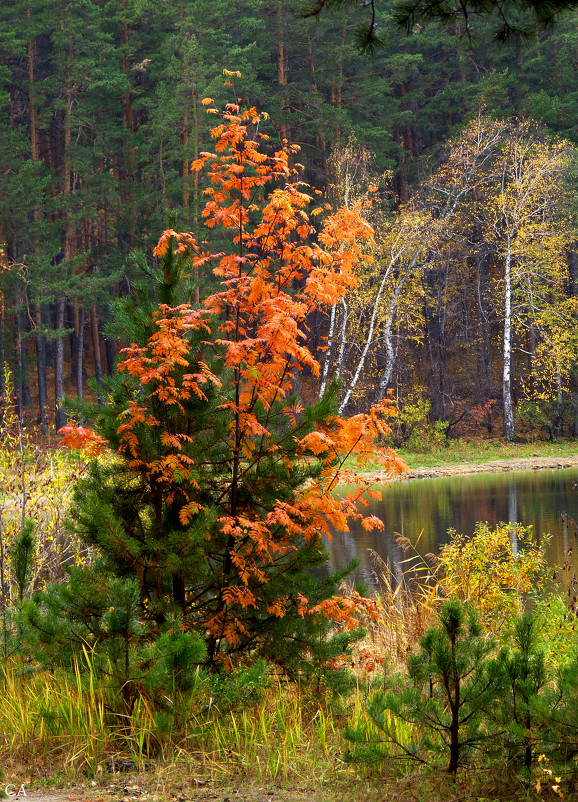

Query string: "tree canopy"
[[303, 0, 578, 51]]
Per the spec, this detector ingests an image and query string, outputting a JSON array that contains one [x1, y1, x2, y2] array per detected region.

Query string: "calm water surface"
[[329, 467, 578, 587]]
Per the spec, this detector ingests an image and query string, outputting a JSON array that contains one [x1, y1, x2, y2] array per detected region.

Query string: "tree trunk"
[[277, 0, 289, 142], [90, 304, 104, 403], [75, 305, 85, 400], [56, 42, 73, 430], [35, 305, 48, 434], [448, 648, 461, 774], [29, 23, 47, 431], [105, 334, 116, 375], [503, 238, 516, 441], [376, 271, 413, 402], [336, 297, 348, 380], [54, 300, 66, 431], [318, 303, 337, 398], [338, 259, 394, 413], [475, 241, 494, 430], [554, 367, 563, 439], [422, 266, 447, 421], [121, 19, 137, 247], [568, 246, 578, 437], [15, 287, 29, 417], [19, 310, 32, 409]]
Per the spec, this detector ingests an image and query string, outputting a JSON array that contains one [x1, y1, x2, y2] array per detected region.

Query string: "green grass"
[[349, 437, 578, 471], [0, 654, 552, 802], [0, 661, 354, 783], [397, 437, 578, 468]]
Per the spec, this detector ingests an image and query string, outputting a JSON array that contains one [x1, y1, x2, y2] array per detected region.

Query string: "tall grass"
[[204, 679, 342, 780], [0, 663, 362, 781], [355, 548, 437, 673], [0, 661, 108, 771]]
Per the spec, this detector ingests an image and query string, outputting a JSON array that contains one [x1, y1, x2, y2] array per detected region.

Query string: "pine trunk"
[[277, 0, 289, 142], [15, 287, 30, 416], [90, 304, 104, 403], [35, 305, 48, 434], [54, 300, 66, 431], [75, 305, 85, 400]]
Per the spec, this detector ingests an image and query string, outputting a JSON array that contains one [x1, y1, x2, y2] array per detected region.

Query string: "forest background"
[[1, 0, 578, 441]]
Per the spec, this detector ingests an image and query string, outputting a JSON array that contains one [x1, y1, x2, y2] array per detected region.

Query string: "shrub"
[[435, 522, 547, 635]]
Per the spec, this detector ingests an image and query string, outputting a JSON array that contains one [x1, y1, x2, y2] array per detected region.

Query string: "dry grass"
[[350, 544, 438, 679]]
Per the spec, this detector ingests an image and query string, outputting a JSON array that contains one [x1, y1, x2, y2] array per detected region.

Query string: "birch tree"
[[318, 139, 379, 399], [483, 123, 575, 441], [337, 115, 506, 412]]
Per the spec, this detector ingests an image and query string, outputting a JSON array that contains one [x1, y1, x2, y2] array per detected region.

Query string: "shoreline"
[[370, 454, 578, 483]]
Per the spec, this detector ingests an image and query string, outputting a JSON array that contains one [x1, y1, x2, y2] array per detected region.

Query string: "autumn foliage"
[[59, 101, 406, 671]]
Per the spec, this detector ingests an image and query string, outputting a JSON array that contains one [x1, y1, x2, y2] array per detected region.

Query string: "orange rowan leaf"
[[361, 515, 384, 532], [266, 600, 287, 618], [153, 229, 179, 257], [221, 585, 257, 609], [58, 424, 109, 456]]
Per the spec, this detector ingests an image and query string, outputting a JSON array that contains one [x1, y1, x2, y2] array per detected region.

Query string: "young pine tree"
[[494, 613, 546, 772], [346, 600, 504, 773], [24, 100, 405, 687]]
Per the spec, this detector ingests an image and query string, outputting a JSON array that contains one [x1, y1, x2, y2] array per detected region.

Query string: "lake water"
[[328, 467, 578, 588]]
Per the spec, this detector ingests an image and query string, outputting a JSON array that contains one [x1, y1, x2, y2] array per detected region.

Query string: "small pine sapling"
[[19, 569, 207, 716], [10, 517, 35, 602], [535, 646, 578, 781], [497, 613, 547, 772], [346, 600, 504, 773]]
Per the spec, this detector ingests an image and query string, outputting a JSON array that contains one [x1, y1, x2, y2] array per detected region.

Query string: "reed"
[[0, 662, 108, 771], [349, 546, 437, 677]]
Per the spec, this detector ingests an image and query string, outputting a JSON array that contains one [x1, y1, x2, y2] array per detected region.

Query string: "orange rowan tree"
[[52, 100, 405, 675]]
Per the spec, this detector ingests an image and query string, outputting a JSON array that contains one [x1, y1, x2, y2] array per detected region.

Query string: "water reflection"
[[329, 467, 578, 587]]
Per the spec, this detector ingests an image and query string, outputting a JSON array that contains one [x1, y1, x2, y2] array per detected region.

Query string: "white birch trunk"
[[376, 275, 408, 399], [336, 297, 348, 379], [502, 236, 516, 441], [339, 119, 504, 413], [338, 256, 396, 413], [318, 302, 337, 398]]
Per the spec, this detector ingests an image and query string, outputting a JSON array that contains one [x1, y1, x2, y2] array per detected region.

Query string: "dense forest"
[[1, 0, 578, 440]]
